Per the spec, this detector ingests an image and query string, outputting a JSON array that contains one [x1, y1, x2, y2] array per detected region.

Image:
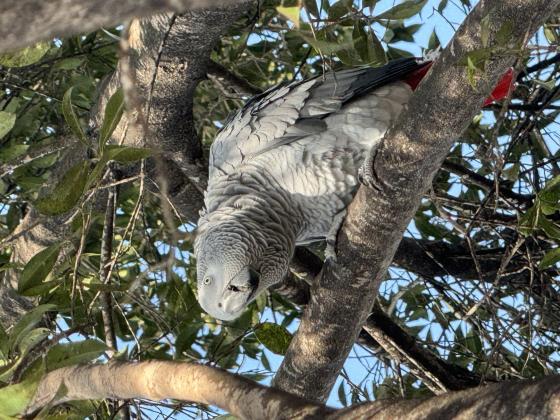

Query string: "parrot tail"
[[404, 61, 515, 106]]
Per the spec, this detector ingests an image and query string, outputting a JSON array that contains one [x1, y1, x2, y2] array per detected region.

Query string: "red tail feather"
[[404, 62, 514, 106]]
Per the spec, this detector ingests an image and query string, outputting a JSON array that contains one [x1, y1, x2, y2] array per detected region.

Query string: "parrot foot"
[[358, 149, 386, 192], [325, 210, 347, 262]]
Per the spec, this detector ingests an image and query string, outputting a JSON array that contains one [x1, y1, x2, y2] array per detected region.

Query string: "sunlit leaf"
[[376, 0, 427, 20], [0, 42, 50, 68], [539, 247, 560, 269], [46, 340, 107, 371], [254, 322, 292, 355], [0, 112, 16, 140], [0, 377, 40, 416], [276, 6, 301, 28]]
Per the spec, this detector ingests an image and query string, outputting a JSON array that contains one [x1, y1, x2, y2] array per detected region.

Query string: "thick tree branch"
[[273, 0, 560, 402], [25, 361, 333, 419], [25, 361, 560, 419], [332, 375, 560, 419], [0, 0, 244, 53]]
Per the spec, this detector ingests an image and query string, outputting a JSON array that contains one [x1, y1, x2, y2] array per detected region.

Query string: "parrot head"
[[193, 209, 293, 321]]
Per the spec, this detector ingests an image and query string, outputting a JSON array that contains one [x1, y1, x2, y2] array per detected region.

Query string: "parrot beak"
[[202, 267, 260, 321], [247, 267, 260, 299]]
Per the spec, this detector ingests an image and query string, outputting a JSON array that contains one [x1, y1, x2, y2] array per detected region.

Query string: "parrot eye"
[[203, 276, 212, 286]]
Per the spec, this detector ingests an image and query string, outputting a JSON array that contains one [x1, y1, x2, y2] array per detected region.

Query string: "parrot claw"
[[325, 210, 347, 262], [358, 150, 385, 192]]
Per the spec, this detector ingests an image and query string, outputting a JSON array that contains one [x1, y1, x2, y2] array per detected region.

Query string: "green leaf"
[[0, 377, 40, 416], [303, 0, 320, 17], [519, 205, 538, 236], [428, 29, 441, 51], [53, 57, 85, 70], [254, 322, 292, 355], [0, 144, 28, 163], [437, 0, 448, 13], [0, 42, 50, 68], [353, 24, 387, 66], [544, 25, 557, 44], [539, 247, 560, 269], [328, 0, 351, 20], [8, 304, 56, 352], [338, 382, 348, 406], [534, 79, 556, 92], [496, 20, 513, 46], [35, 161, 90, 216], [376, 0, 427, 20], [46, 340, 107, 371], [62, 87, 88, 147], [366, 30, 387, 66], [0, 112, 16, 140], [480, 14, 490, 48], [277, 6, 301, 28], [297, 29, 353, 56], [104, 145, 152, 163], [88, 145, 152, 188], [99, 88, 125, 152], [363, 0, 377, 8], [0, 328, 50, 383], [18, 243, 62, 295]]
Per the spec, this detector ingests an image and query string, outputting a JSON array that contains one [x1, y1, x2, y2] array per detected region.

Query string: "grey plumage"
[[195, 58, 423, 320]]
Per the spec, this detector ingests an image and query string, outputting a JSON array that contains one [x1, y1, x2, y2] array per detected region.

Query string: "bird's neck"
[[201, 170, 304, 256]]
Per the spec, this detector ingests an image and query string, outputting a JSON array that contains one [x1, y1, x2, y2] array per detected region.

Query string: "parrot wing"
[[208, 57, 425, 179]]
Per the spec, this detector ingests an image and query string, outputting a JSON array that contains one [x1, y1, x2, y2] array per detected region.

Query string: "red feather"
[[403, 62, 514, 106]]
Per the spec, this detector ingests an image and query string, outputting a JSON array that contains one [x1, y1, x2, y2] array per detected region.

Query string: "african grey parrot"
[[194, 57, 512, 320]]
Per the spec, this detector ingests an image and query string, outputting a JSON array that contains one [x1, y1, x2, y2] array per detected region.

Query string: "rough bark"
[[0, 0, 243, 53], [25, 361, 560, 420], [333, 375, 560, 419], [273, 0, 560, 402]]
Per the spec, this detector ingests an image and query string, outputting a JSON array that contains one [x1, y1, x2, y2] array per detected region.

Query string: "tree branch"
[[25, 361, 560, 419], [0, 0, 246, 53], [273, 0, 560, 402], [206, 60, 263, 95], [441, 160, 534, 205], [25, 361, 333, 419]]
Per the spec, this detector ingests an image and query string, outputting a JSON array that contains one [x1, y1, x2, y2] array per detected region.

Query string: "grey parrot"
[[194, 57, 512, 320]]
